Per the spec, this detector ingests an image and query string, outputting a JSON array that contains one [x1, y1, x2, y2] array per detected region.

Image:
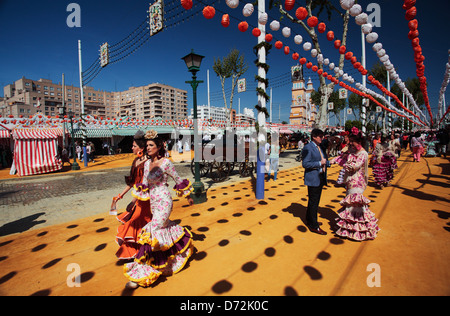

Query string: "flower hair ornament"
[[351, 127, 360, 136], [145, 129, 158, 140]]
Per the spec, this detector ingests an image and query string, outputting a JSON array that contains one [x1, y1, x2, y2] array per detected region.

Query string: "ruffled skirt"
[[115, 200, 152, 259], [123, 221, 193, 287], [372, 153, 397, 186], [336, 193, 380, 241]]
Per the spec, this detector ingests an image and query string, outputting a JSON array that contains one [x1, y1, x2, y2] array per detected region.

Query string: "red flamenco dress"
[[115, 157, 152, 259]]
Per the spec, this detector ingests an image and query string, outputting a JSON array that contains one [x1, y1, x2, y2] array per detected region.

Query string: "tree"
[[212, 49, 249, 124], [270, 0, 352, 128], [312, 88, 346, 125]]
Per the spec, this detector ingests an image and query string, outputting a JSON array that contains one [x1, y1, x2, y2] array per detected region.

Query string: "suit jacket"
[[302, 141, 330, 187]]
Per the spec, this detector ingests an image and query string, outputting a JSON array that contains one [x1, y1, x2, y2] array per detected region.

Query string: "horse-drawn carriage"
[[190, 137, 255, 183]]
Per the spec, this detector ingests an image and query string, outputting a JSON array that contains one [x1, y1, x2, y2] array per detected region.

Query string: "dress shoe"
[[307, 225, 327, 235]]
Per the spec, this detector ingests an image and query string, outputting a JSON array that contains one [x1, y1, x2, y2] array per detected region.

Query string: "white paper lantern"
[[317, 54, 324, 64], [310, 49, 318, 58], [258, 12, 268, 25], [303, 42, 312, 51], [361, 23, 372, 35], [270, 20, 280, 31], [294, 35, 303, 45], [380, 54, 389, 63], [372, 43, 383, 52], [340, 0, 355, 11], [243, 3, 254, 17], [376, 49, 386, 58], [329, 62, 335, 70], [355, 13, 368, 26], [226, 0, 239, 9], [349, 4, 362, 17], [323, 58, 330, 66], [282, 27, 291, 38], [366, 32, 378, 44]]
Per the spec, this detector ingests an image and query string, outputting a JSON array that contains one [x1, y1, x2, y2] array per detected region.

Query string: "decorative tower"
[[289, 65, 316, 126]]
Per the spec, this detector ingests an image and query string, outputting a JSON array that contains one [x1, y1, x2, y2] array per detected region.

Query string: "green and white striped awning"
[[70, 128, 113, 138]]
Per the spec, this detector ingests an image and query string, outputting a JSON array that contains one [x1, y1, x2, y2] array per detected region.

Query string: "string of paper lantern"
[[194, 0, 423, 126], [401, 0, 433, 125], [438, 50, 450, 121]]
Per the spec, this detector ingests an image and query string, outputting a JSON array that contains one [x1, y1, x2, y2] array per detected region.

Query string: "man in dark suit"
[[301, 128, 330, 235]]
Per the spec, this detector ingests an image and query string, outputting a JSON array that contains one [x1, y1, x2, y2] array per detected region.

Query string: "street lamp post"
[[68, 110, 80, 170], [182, 49, 207, 204]]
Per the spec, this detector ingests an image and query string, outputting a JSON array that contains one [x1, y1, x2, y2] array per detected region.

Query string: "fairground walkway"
[[0, 151, 449, 296]]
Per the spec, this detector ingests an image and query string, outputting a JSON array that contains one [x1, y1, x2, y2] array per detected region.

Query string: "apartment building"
[[114, 83, 188, 120], [189, 105, 239, 123], [0, 77, 188, 120]]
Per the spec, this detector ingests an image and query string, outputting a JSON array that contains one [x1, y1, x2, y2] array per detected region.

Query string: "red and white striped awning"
[[12, 128, 63, 140], [0, 130, 10, 138]]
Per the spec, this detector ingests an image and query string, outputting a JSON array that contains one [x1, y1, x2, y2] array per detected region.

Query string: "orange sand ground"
[[0, 152, 449, 296]]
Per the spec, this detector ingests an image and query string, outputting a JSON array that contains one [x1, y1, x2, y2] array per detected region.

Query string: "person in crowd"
[[114, 130, 152, 260], [436, 128, 449, 158], [267, 132, 280, 181], [411, 131, 425, 162], [332, 129, 380, 241], [301, 128, 330, 235], [372, 135, 397, 188], [123, 130, 194, 289], [424, 133, 438, 157]]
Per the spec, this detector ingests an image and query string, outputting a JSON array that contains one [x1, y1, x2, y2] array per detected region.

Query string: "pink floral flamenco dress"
[[336, 149, 380, 241], [123, 158, 194, 287]]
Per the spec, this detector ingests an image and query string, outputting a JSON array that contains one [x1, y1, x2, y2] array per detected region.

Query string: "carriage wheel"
[[190, 158, 209, 177], [238, 160, 254, 177], [210, 161, 231, 182]]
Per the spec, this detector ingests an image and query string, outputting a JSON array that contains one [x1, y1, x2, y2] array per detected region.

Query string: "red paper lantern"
[[403, 0, 416, 10], [275, 41, 283, 49], [295, 7, 308, 20], [307, 16, 319, 28], [238, 21, 248, 32], [408, 30, 419, 40], [405, 6, 417, 20], [252, 28, 261, 37], [317, 69, 323, 75], [292, 53, 299, 60], [284, 46, 290, 55], [181, 0, 193, 10], [317, 22, 326, 33], [345, 52, 353, 60], [299, 58, 307, 65], [202, 6, 215, 19], [334, 40, 341, 49], [326, 31, 334, 41], [408, 19, 418, 31], [350, 56, 357, 64], [285, 0, 295, 11], [306, 62, 313, 69], [265, 33, 273, 42], [339, 45, 346, 54], [353, 62, 361, 69], [221, 14, 230, 27]]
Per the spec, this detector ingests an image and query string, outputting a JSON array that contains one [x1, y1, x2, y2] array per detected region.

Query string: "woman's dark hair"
[[146, 136, 166, 158], [133, 131, 147, 152], [349, 131, 366, 148]]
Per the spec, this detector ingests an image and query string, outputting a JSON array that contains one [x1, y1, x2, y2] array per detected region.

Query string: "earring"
[[137, 151, 143, 158]]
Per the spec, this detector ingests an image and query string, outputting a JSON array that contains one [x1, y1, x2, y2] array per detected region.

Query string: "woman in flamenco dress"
[[115, 131, 152, 260], [123, 130, 194, 289], [332, 128, 380, 241]]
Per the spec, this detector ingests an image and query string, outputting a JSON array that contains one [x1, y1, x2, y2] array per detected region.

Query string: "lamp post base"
[[72, 161, 80, 170], [191, 181, 207, 204]]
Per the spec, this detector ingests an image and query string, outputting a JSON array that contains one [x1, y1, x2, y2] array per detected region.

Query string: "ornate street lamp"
[[68, 110, 80, 170], [182, 49, 207, 204]]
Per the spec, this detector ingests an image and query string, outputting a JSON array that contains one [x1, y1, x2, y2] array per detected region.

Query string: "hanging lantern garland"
[[402, 0, 433, 126], [189, 0, 424, 126]]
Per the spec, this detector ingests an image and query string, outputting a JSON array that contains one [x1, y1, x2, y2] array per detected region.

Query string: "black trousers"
[[306, 177, 325, 229]]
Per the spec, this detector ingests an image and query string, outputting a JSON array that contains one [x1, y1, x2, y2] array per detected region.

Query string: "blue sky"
[[1, 0, 449, 125]]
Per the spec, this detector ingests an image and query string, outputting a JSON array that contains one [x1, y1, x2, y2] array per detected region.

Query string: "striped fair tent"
[[12, 128, 63, 176]]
